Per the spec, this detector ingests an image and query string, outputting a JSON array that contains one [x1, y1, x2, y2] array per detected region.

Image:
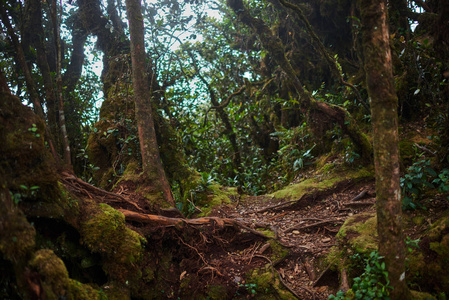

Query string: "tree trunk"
[[0, 2, 61, 165], [51, 0, 72, 169], [227, 0, 373, 162], [125, 0, 174, 206], [359, 0, 411, 298], [22, 0, 60, 150]]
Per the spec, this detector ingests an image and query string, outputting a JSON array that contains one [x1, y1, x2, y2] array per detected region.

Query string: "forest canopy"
[[1, 0, 449, 299]]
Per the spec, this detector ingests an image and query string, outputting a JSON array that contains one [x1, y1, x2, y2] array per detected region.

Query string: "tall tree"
[[51, 0, 72, 169], [359, 0, 411, 298], [227, 0, 373, 162], [125, 0, 174, 206]]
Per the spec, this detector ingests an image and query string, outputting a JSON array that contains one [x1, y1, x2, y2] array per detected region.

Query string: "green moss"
[[325, 246, 346, 270], [403, 210, 449, 294], [410, 290, 437, 300], [66, 279, 101, 300], [80, 202, 144, 285], [430, 234, 449, 261], [0, 93, 59, 205], [116, 160, 141, 183], [412, 216, 426, 226], [258, 229, 275, 238], [30, 249, 101, 300], [25, 182, 81, 222], [102, 283, 131, 300], [337, 212, 378, 254], [271, 167, 373, 200], [268, 240, 288, 262], [0, 188, 36, 262], [30, 249, 69, 298], [407, 251, 425, 280], [197, 185, 237, 217], [206, 285, 228, 300], [428, 211, 449, 240], [399, 140, 415, 161], [319, 162, 336, 174], [142, 266, 155, 282], [245, 267, 294, 299]]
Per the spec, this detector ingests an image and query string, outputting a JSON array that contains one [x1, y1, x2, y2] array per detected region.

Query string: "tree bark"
[[22, 0, 60, 148], [0, 3, 44, 120], [125, 0, 174, 206], [359, 0, 411, 298], [51, 0, 72, 169]]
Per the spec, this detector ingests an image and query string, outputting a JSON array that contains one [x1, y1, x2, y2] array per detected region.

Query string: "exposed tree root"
[[60, 172, 145, 212], [118, 209, 273, 239]]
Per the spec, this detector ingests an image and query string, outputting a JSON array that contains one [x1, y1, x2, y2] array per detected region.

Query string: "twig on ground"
[[350, 189, 368, 201], [414, 143, 436, 155], [267, 211, 288, 221], [304, 258, 316, 281]]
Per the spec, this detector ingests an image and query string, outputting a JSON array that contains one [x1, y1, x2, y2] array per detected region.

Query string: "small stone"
[[292, 230, 300, 235], [322, 238, 331, 243]]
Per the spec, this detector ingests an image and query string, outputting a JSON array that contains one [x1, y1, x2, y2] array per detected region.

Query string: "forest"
[[1, 0, 449, 299]]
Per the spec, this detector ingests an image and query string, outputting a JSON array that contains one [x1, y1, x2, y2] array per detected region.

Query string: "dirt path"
[[205, 179, 376, 299], [66, 172, 377, 299]]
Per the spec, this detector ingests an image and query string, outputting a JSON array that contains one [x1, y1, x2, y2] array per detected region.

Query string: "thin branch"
[[277, 0, 370, 113]]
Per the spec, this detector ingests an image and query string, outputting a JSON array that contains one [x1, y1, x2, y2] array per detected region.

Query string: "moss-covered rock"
[[243, 267, 295, 299], [336, 212, 378, 254], [270, 167, 373, 200], [410, 290, 437, 300], [196, 184, 238, 217], [29, 249, 101, 300]]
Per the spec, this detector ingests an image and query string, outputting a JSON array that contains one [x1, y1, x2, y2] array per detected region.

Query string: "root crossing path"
[[64, 173, 375, 299]]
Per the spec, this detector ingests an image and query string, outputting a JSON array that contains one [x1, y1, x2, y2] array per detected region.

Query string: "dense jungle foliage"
[[1, 0, 449, 299], [1, 0, 448, 196]]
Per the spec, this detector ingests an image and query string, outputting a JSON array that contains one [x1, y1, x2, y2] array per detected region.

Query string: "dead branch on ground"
[[344, 201, 374, 207]]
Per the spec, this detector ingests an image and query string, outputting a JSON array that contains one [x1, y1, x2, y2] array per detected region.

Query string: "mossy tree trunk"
[[359, 0, 411, 298], [227, 0, 373, 162], [125, 0, 174, 206], [22, 0, 60, 152], [0, 2, 61, 165]]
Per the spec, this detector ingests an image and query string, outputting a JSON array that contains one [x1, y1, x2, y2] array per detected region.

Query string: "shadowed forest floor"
[[65, 171, 444, 299]]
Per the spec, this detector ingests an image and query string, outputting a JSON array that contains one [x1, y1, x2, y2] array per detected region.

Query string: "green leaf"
[[424, 168, 437, 176]]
